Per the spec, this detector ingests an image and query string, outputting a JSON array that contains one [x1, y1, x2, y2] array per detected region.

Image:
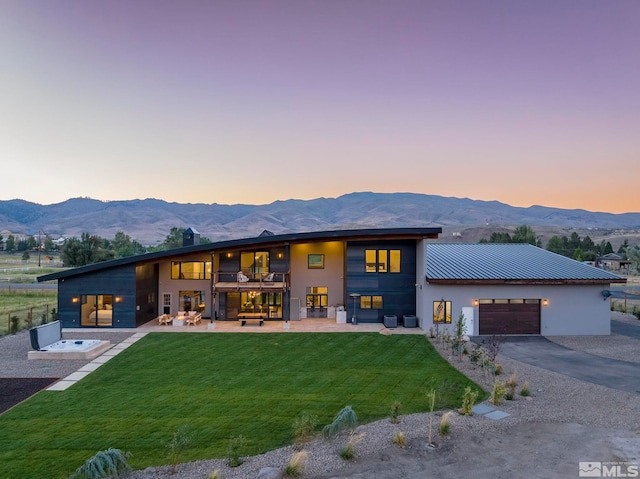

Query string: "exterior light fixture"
[[115, 296, 122, 303], [72, 297, 79, 303], [542, 299, 549, 306], [226, 252, 232, 258], [473, 299, 479, 306]]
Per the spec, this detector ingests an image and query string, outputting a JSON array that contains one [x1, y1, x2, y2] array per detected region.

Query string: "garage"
[[479, 299, 540, 335]]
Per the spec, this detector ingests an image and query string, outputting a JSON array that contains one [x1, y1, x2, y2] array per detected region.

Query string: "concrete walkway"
[[496, 335, 640, 394]]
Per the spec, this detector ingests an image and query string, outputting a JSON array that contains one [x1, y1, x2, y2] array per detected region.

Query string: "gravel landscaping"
[[2, 314, 640, 479]]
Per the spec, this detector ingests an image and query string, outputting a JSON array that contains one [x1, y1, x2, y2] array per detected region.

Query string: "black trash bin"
[[402, 315, 417, 328], [383, 315, 398, 328]]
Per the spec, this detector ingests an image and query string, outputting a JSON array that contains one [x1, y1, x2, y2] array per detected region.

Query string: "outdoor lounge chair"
[[262, 272, 275, 282], [185, 311, 202, 326], [158, 314, 172, 325], [237, 271, 250, 282]]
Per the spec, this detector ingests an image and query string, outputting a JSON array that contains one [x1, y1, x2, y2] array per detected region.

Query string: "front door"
[[306, 287, 328, 318]]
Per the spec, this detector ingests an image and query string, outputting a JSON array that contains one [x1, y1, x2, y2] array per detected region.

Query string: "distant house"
[[598, 253, 631, 272], [38, 229, 625, 335]]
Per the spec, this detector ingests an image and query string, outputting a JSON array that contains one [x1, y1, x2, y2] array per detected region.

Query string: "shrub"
[[490, 380, 508, 406], [506, 373, 518, 400], [207, 470, 223, 479], [9, 315, 19, 335], [494, 363, 504, 376], [292, 412, 318, 447], [68, 448, 131, 479], [520, 380, 531, 397], [392, 431, 406, 448], [322, 406, 357, 438], [459, 386, 478, 416], [284, 451, 308, 477], [227, 435, 246, 468], [439, 411, 452, 436], [340, 441, 355, 460], [166, 425, 191, 473], [390, 400, 402, 424], [452, 312, 467, 360]]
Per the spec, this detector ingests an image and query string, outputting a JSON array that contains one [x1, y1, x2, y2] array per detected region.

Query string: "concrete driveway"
[[480, 323, 640, 394]]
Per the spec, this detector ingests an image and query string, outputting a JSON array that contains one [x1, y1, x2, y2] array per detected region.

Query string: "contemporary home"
[[37, 228, 625, 335], [38, 228, 441, 328]]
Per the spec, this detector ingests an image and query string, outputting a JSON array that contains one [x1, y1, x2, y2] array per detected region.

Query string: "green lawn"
[[0, 333, 485, 478]]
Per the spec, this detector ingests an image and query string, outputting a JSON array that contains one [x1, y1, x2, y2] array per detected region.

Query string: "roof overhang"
[[426, 278, 628, 285]]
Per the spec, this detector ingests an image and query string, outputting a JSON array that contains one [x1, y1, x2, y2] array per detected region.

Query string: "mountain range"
[[1, 192, 639, 246]]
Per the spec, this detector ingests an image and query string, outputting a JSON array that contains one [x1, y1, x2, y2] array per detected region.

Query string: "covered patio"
[[138, 317, 424, 334]]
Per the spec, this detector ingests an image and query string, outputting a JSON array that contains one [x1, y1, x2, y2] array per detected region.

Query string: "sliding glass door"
[[80, 294, 113, 327]]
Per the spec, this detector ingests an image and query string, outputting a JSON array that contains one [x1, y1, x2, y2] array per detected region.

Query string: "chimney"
[[182, 227, 200, 247]]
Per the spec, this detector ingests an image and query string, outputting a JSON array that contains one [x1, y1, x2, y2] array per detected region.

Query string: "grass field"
[[0, 254, 66, 283], [0, 332, 485, 478], [0, 289, 58, 336]]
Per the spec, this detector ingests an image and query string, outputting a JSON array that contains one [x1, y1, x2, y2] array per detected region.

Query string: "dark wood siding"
[[136, 263, 159, 327], [345, 240, 416, 323], [479, 301, 540, 335], [58, 264, 137, 328]]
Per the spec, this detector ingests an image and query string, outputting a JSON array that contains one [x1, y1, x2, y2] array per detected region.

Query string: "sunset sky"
[[1, 1, 638, 213]]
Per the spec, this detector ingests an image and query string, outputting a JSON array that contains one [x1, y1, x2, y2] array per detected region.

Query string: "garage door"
[[479, 299, 540, 335]]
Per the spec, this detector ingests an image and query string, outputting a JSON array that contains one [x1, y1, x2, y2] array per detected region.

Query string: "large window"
[[433, 300, 452, 324], [360, 295, 383, 309], [241, 251, 269, 279], [239, 291, 282, 318], [179, 290, 205, 312], [171, 261, 212, 280], [365, 249, 401, 273], [306, 286, 328, 308]]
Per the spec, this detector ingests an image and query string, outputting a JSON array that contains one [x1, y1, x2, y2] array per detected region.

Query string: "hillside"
[[1, 192, 639, 246]]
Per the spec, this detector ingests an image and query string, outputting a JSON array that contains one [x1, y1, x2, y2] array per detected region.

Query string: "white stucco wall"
[[290, 241, 345, 309], [415, 239, 426, 327], [157, 254, 211, 317], [419, 283, 612, 336]]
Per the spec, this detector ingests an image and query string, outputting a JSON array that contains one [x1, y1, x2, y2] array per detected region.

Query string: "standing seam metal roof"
[[425, 243, 624, 282]]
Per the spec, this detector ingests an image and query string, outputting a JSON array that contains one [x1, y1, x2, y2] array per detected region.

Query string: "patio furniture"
[[262, 272, 275, 282], [158, 314, 173, 325], [237, 312, 267, 326], [185, 311, 202, 326], [237, 272, 250, 282]]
